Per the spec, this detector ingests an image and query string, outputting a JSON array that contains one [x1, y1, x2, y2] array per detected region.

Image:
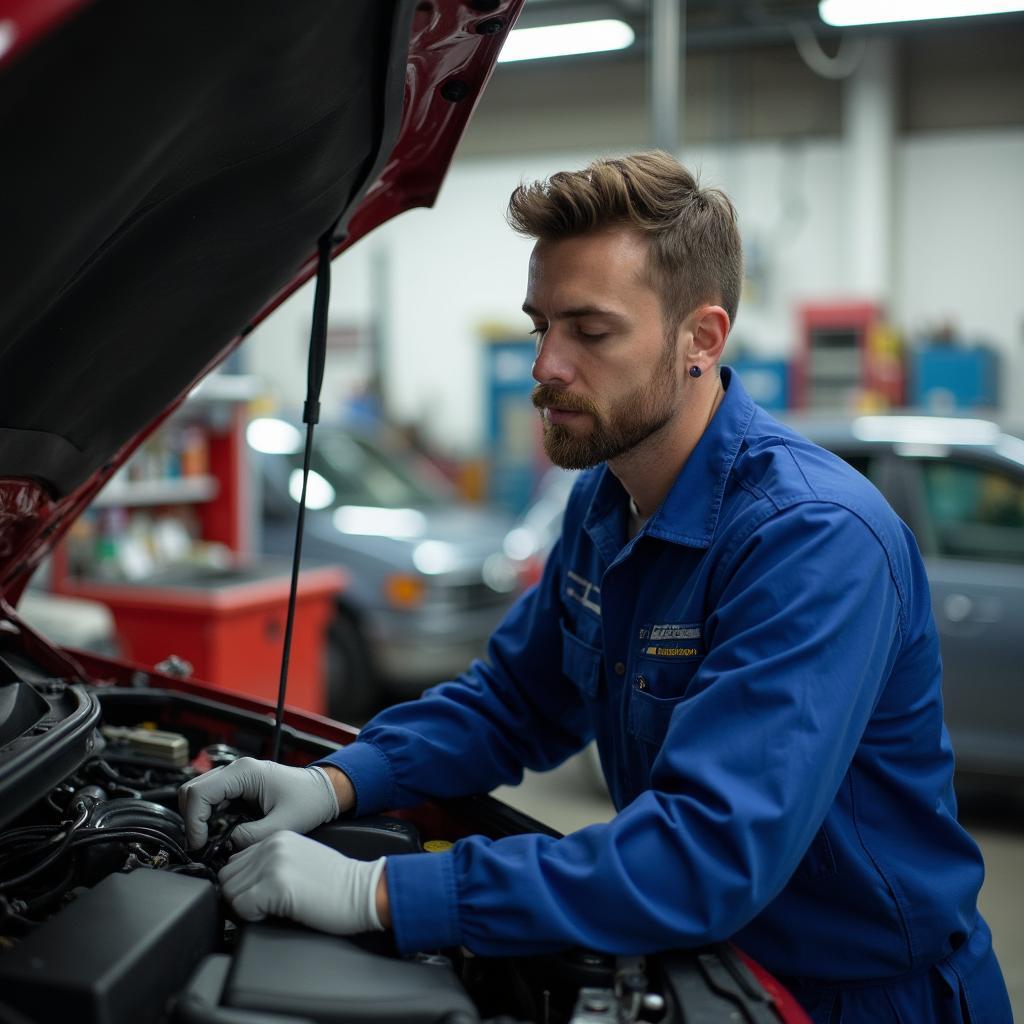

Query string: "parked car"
[[500, 466, 579, 590], [0, 3, 811, 1021], [786, 411, 1024, 786], [248, 417, 523, 719], [519, 410, 1024, 790]]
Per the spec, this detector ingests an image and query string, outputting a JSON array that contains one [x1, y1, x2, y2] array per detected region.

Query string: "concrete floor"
[[495, 749, 1023, 1019]]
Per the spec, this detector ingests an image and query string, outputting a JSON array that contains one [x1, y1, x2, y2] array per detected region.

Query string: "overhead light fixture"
[[497, 19, 635, 63], [820, 0, 1024, 26]]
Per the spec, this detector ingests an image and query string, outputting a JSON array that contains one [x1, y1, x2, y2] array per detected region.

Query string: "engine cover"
[[224, 923, 478, 1023], [0, 868, 217, 1024]]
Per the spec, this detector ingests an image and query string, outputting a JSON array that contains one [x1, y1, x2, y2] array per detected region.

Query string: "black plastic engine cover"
[[306, 815, 423, 861], [224, 923, 478, 1023], [0, 868, 217, 1024]]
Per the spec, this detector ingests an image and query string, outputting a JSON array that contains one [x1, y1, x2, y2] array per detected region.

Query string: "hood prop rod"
[[270, 224, 336, 763]]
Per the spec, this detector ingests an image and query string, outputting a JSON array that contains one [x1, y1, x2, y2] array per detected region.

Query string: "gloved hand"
[[219, 830, 386, 934], [178, 757, 341, 850]]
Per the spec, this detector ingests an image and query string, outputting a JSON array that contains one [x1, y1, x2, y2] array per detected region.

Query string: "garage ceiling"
[[460, 0, 1024, 155], [516, 0, 1024, 49], [518, 0, 843, 46]]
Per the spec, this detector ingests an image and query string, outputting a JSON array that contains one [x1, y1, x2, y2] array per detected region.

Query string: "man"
[[180, 152, 1011, 1022]]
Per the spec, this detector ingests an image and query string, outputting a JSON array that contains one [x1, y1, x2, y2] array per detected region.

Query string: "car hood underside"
[[0, 0, 410, 499], [0, 0, 520, 595]]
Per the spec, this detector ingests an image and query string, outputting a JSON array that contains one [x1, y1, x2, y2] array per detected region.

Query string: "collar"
[[583, 366, 756, 560]]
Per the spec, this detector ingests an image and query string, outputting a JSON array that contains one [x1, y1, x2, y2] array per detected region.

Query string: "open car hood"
[[0, 0, 522, 599]]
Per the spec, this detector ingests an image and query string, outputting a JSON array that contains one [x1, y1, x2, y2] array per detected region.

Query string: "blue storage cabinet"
[[910, 346, 999, 410], [728, 358, 790, 411], [484, 338, 540, 513]]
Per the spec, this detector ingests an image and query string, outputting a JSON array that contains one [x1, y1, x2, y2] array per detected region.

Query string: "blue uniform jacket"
[[319, 368, 1010, 1022]]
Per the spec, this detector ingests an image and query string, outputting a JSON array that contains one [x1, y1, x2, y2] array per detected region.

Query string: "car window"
[[301, 432, 446, 509], [919, 459, 1024, 563]]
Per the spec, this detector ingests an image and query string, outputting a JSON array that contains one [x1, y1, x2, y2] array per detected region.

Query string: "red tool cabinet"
[[54, 566, 343, 715], [49, 376, 345, 716]]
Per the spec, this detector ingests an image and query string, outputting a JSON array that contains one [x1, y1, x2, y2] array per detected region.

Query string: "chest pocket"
[[560, 619, 602, 698], [627, 653, 705, 746]]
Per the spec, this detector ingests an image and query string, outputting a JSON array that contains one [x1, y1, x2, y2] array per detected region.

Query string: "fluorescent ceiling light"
[[820, 0, 1024, 26], [497, 19, 634, 63]]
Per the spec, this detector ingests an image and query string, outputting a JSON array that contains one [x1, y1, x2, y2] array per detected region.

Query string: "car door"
[[895, 453, 1024, 778]]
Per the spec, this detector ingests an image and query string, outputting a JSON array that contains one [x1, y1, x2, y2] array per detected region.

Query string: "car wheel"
[[325, 614, 377, 725]]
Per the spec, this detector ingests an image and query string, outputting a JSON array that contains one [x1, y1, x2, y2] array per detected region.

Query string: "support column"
[[843, 36, 898, 303], [649, 0, 684, 152]]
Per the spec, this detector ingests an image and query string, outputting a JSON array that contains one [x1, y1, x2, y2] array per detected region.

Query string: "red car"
[[0, 2, 808, 1021]]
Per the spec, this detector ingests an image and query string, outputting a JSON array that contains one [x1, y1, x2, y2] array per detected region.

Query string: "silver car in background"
[[786, 412, 1024, 785], [249, 418, 524, 719], [519, 414, 1024, 789]]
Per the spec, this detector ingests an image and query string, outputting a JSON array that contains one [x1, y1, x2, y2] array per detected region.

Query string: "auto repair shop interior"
[[1, 1, 1022, 1022]]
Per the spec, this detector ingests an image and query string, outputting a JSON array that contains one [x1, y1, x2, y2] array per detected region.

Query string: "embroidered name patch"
[[566, 570, 601, 615], [643, 646, 700, 658], [648, 624, 701, 641], [638, 622, 704, 658]]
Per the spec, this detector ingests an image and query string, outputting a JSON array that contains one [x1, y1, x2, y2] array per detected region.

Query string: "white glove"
[[219, 830, 386, 934], [178, 757, 340, 850]]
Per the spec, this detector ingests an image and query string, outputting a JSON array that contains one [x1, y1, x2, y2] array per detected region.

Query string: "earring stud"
[[689, 365, 702, 378]]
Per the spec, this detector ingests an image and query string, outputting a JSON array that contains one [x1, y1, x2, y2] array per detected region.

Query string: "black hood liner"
[[0, 0, 413, 497]]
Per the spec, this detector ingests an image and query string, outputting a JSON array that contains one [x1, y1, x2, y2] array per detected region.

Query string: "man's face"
[[525, 227, 684, 470]]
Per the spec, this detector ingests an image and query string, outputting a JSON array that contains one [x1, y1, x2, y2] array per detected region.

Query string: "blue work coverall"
[[319, 368, 1011, 1023]]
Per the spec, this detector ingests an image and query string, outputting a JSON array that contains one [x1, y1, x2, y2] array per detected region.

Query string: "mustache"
[[531, 384, 599, 417]]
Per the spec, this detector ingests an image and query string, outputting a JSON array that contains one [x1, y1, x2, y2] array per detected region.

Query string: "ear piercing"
[[689, 366, 702, 378]]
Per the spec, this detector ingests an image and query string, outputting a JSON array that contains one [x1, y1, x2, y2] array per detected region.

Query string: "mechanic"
[[180, 152, 1012, 1023]]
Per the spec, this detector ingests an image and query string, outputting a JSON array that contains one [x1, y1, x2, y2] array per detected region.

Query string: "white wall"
[[895, 130, 1024, 404], [244, 127, 1024, 452]]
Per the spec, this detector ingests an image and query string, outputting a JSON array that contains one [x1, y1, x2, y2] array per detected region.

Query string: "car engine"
[[0, 654, 787, 1024]]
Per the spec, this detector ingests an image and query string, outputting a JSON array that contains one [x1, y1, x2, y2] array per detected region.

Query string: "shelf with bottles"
[[52, 373, 262, 589], [92, 475, 218, 509], [92, 420, 219, 510], [62, 505, 235, 585]]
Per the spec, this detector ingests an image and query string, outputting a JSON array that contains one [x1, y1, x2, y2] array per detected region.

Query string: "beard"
[[532, 338, 679, 470]]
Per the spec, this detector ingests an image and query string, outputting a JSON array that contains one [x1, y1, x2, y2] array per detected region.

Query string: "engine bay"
[[0, 650, 786, 1024]]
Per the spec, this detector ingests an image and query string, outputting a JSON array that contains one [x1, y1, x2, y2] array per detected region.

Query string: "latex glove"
[[178, 757, 339, 850], [219, 830, 386, 934]]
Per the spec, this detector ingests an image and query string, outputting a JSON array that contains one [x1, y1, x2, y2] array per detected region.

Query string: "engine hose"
[[0, 827, 76, 892], [70, 827, 191, 865]]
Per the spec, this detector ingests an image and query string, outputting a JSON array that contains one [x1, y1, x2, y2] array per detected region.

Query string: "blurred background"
[[24, 0, 1023, 1010]]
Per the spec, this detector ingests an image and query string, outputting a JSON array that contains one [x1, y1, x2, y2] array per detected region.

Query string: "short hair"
[[507, 151, 742, 334]]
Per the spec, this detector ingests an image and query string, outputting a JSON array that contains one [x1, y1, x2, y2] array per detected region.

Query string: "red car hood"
[[0, 0, 521, 601]]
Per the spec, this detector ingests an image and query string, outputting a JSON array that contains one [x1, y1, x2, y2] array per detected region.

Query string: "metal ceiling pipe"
[[843, 36, 897, 304], [649, 0, 684, 151]]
